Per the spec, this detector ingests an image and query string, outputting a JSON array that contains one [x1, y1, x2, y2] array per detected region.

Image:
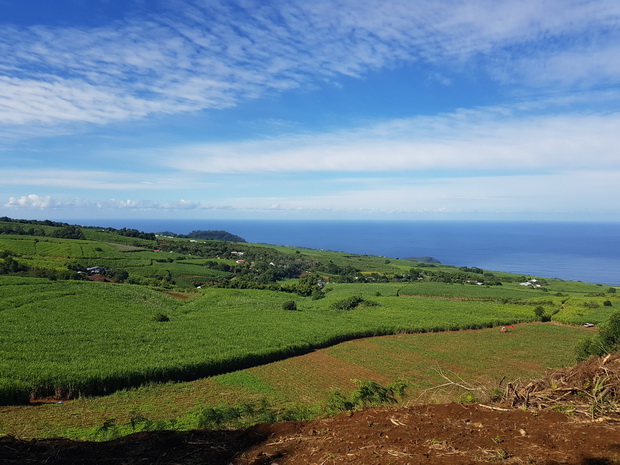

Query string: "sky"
[[1, 0, 620, 222]]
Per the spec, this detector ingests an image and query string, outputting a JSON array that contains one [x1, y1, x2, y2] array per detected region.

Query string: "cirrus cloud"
[[1, 0, 619, 134]]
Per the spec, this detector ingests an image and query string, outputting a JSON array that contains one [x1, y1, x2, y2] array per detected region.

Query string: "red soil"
[[1, 403, 618, 464], [163, 292, 190, 300]]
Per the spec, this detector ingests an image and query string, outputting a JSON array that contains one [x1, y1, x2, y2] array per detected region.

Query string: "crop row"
[[0, 278, 547, 404]]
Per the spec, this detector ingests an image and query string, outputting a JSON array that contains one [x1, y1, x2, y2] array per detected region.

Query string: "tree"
[[533, 306, 548, 321], [51, 225, 85, 240]]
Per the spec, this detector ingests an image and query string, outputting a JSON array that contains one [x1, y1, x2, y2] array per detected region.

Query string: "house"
[[86, 266, 108, 275]]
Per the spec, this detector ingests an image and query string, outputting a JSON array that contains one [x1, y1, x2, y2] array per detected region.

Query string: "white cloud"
[[158, 106, 620, 174], [5, 194, 54, 209], [1, 0, 619, 134], [212, 170, 620, 215], [0, 169, 213, 190], [5, 167, 620, 217], [3, 195, 203, 211]]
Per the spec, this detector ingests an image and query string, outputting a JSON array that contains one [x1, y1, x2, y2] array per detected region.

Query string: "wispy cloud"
[[6, 165, 620, 217], [156, 103, 620, 175], [4, 194, 204, 211], [1, 0, 619, 136], [201, 170, 620, 215], [0, 169, 214, 191]]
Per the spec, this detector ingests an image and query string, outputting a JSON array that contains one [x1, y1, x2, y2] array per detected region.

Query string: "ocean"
[[77, 219, 620, 286]]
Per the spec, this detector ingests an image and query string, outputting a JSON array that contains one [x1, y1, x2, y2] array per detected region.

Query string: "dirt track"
[[2, 403, 619, 464]]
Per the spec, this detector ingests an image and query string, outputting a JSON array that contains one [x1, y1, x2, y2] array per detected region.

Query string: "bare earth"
[[1, 403, 619, 464]]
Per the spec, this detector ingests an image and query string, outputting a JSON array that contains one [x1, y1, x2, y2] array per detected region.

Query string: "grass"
[[1, 219, 617, 440], [0, 323, 588, 439], [1, 277, 549, 402], [0, 276, 613, 404]]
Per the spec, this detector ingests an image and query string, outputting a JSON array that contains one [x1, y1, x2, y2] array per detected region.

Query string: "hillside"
[[1, 217, 619, 452]]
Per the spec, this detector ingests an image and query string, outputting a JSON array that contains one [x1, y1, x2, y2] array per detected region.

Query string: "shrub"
[[533, 306, 550, 322], [582, 301, 600, 309], [457, 392, 478, 404], [282, 300, 297, 311], [153, 313, 170, 322], [576, 311, 620, 360], [326, 380, 408, 414], [331, 296, 378, 311]]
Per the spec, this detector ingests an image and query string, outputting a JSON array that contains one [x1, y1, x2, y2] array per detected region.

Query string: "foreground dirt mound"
[[1, 403, 619, 464]]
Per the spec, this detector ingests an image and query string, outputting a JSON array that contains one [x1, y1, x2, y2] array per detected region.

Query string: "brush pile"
[[504, 353, 620, 420]]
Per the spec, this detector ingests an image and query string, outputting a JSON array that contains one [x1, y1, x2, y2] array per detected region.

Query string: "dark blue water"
[[77, 220, 620, 285]]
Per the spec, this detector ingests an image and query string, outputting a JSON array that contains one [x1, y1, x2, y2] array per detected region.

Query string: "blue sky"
[[1, 0, 619, 221]]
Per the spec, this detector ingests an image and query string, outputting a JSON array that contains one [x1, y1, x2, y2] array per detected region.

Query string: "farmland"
[[0, 218, 618, 440], [0, 323, 591, 439]]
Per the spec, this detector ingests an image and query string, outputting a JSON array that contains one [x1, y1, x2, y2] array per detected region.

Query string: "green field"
[[0, 323, 590, 439], [0, 278, 547, 401], [0, 218, 618, 439]]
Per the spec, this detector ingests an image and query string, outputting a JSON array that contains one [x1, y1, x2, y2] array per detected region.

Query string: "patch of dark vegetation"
[[331, 296, 379, 310], [402, 256, 441, 264], [577, 311, 620, 360], [158, 230, 246, 242]]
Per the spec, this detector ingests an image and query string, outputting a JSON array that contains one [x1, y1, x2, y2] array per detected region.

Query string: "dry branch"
[[503, 354, 620, 420]]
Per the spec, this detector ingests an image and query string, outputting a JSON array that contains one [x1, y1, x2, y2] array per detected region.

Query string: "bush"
[[533, 306, 550, 322], [153, 313, 170, 322], [576, 311, 620, 360], [582, 301, 600, 309], [282, 300, 297, 311], [331, 296, 378, 311], [325, 380, 408, 414]]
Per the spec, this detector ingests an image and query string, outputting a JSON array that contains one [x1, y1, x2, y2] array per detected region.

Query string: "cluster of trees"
[[321, 267, 502, 286], [159, 240, 237, 257], [91, 227, 156, 241], [418, 269, 502, 285], [50, 225, 86, 240], [0, 218, 158, 242], [0, 217, 69, 227], [0, 224, 46, 236], [0, 222, 86, 240], [114, 228, 156, 241], [211, 272, 327, 298], [165, 241, 318, 279], [0, 252, 28, 274], [459, 266, 484, 274], [163, 238, 509, 291]]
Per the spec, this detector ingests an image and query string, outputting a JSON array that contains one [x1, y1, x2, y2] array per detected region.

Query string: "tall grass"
[[0, 279, 539, 404]]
